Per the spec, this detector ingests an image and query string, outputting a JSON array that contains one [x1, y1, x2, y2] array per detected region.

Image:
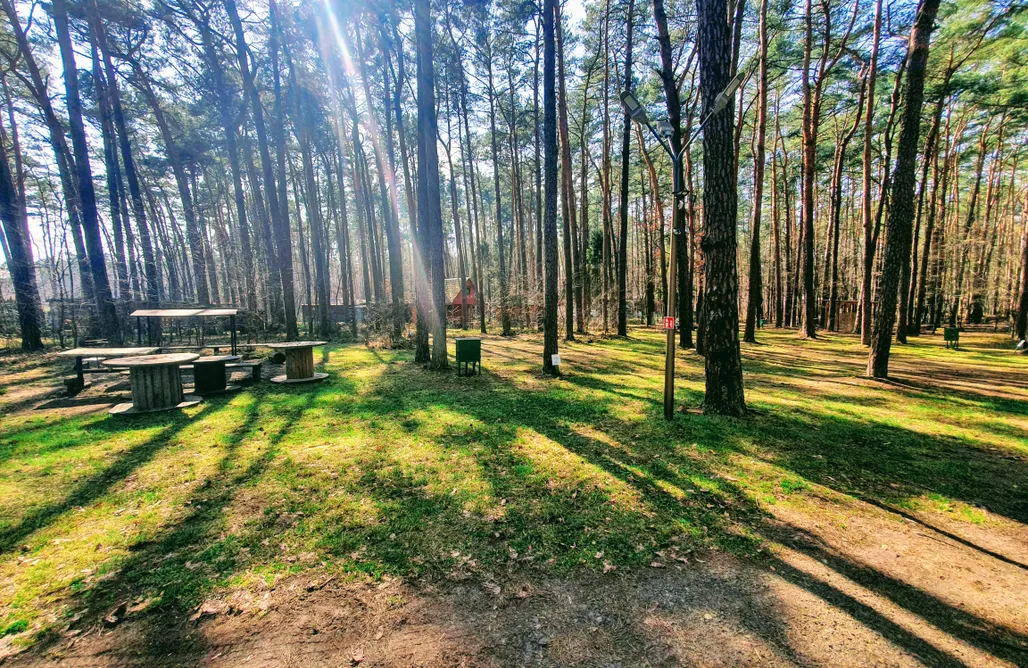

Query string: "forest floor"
[[0, 327, 1026, 667]]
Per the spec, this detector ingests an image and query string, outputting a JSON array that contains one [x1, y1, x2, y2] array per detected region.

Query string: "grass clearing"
[[0, 328, 1026, 664]]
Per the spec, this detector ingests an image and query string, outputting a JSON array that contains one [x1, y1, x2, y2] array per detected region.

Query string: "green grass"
[[0, 327, 1025, 650]]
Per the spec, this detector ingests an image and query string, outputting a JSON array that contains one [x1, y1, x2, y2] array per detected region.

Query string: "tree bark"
[[697, 0, 745, 415], [858, 0, 882, 344], [617, 0, 635, 337], [415, 0, 448, 369], [486, 35, 512, 336], [0, 93, 43, 349], [232, 0, 298, 338], [91, 12, 160, 309], [53, 0, 121, 342], [542, 0, 560, 375], [743, 0, 769, 343], [868, 0, 941, 378]]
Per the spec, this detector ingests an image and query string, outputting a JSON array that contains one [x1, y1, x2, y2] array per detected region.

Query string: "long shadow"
[[36, 390, 318, 663], [352, 360, 1028, 665], [14, 338, 1026, 665], [765, 523, 1028, 664], [861, 498, 1028, 572], [0, 405, 222, 554]]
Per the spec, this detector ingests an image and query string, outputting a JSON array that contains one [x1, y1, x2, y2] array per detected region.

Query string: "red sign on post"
[[663, 316, 677, 330]]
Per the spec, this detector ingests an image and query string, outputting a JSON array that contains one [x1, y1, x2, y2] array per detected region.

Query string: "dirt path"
[[10, 537, 1025, 667]]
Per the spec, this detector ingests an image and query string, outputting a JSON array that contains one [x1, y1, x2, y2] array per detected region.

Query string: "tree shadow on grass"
[[35, 389, 321, 662], [347, 361, 1028, 664], [13, 341, 1027, 666], [0, 405, 227, 555]]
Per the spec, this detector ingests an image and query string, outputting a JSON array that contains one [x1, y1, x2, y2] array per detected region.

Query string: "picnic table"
[[58, 347, 158, 394], [190, 355, 241, 395], [267, 341, 328, 384], [130, 308, 239, 355], [103, 353, 201, 415]]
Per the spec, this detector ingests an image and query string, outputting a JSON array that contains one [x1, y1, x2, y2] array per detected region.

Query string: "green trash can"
[[455, 337, 481, 376], [943, 327, 960, 349]]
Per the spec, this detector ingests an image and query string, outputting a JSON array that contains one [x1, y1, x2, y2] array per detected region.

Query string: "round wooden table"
[[192, 355, 241, 395], [267, 341, 328, 384], [103, 353, 201, 415]]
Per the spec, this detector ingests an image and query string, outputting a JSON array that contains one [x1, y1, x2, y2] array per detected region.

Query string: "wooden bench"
[[226, 359, 263, 382]]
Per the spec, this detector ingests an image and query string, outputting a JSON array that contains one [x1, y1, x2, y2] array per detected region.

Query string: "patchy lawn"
[[0, 328, 1025, 666]]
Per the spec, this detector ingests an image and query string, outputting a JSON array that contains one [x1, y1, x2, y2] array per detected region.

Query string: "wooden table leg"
[[130, 365, 185, 411], [194, 361, 227, 394], [75, 356, 85, 390], [285, 347, 314, 380]]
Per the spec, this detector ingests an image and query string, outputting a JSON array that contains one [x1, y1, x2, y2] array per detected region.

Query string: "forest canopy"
[[0, 0, 1024, 400]]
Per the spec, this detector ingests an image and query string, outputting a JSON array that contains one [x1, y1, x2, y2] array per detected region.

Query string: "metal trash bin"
[[455, 337, 481, 376], [943, 327, 959, 349]]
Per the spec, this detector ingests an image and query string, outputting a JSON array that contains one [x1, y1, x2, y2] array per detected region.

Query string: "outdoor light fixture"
[[619, 91, 649, 124], [623, 64, 752, 421]]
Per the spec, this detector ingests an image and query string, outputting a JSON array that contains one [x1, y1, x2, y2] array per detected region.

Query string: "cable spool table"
[[191, 355, 241, 395], [103, 353, 201, 415], [266, 341, 328, 384]]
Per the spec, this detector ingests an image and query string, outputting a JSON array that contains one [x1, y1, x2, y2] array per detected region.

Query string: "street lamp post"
[[620, 68, 752, 419], [620, 91, 685, 420]]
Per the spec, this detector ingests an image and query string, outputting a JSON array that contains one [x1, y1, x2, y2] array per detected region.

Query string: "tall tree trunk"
[[53, 0, 120, 342], [617, 0, 635, 336], [743, 0, 769, 343], [653, 0, 691, 348], [130, 69, 208, 306], [91, 12, 160, 309], [486, 39, 512, 336], [288, 63, 332, 338], [196, 10, 256, 315], [0, 91, 43, 349], [556, 4, 583, 336], [233, 0, 297, 338], [799, 0, 817, 338], [601, 0, 612, 333], [542, 0, 560, 375], [534, 21, 544, 312], [1015, 188, 1028, 341], [771, 96, 784, 327], [90, 39, 130, 309], [697, 0, 746, 415], [859, 0, 883, 344], [949, 123, 992, 327], [868, 0, 940, 378], [826, 74, 866, 332], [0, 0, 95, 307], [579, 60, 594, 333], [415, 0, 447, 368], [355, 30, 404, 335]]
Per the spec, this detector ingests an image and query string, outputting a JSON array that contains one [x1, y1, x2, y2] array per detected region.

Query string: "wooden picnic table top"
[[58, 347, 158, 358], [193, 355, 240, 364], [130, 308, 238, 318], [265, 341, 327, 350], [102, 353, 199, 368]]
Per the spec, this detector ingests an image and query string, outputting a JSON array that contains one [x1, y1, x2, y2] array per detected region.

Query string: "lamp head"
[[656, 119, 674, 138], [619, 91, 649, 124]]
